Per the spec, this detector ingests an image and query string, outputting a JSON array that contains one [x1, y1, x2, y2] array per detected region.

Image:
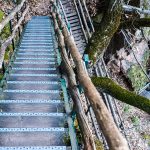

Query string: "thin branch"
[[123, 4, 150, 15], [121, 29, 150, 82]]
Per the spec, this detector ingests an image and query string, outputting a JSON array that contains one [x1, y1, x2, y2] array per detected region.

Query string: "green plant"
[[74, 118, 82, 145], [0, 10, 11, 40], [60, 91, 64, 100], [95, 138, 104, 150], [0, 10, 12, 63], [143, 134, 150, 146], [0, 74, 3, 81], [123, 105, 130, 113], [131, 116, 140, 126], [63, 134, 71, 146]]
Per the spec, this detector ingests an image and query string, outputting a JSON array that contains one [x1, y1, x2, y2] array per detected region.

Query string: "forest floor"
[[107, 67, 150, 150]]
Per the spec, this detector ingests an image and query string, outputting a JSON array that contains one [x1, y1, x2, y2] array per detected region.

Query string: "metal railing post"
[[9, 20, 15, 51], [2, 62, 5, 74], [16, 12, 21, 37]]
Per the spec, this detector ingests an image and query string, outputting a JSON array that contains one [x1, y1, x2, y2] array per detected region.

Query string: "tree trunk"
[[52, 12, 96, 150], [92, 77, 150, 114], [53, 10, 129, 150], [84, 0, 122, 62]]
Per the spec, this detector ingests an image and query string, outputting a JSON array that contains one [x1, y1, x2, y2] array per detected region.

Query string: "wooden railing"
[[0, 0, 29, 70], [51, 1, 130, 150]]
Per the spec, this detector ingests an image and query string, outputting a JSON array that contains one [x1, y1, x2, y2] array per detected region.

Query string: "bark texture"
[[92, 77, 150, 114], [52, 8, 129, 150], [84, 0, 122, 62]]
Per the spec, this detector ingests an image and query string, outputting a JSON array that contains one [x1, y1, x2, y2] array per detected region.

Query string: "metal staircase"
[[59, 0, 87, 54], [0, 16, 77, 150]]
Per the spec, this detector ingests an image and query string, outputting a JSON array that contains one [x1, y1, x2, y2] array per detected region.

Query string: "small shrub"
[[123, 105, 130, 113], [95, 138, 104, 150], [63, 134, 71, 146], [131, 116, 140, 126]]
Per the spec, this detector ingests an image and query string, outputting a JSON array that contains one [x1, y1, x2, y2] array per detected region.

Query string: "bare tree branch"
[[123, 4, 150, 15], [120, 18, 150, 28]]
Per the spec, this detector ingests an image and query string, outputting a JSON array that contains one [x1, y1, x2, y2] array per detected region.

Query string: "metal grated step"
[[0, 113, 65, 117], [14, 62, 56, 65], [7, 81, 59, 85], [0, 146, 67, 150], [16, 57, 55, 60], [10, 74, 58, 77], [0, 128, 67, 132], [0, 16, 76, 149], [0, 100, 63, 104], [4, 90, 60, 94], [17, 52, 55, 56]]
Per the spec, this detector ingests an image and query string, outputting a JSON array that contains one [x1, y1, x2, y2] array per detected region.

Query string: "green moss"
[[60, 91, 64, 100], [84, 1, 122, 62], [74, 118, 82, 145], [0, 10, 12, 61], [63, 134, 71, 146], [123, 105, 130, 113], [143, 134, 150, 146], [127, 50, 149, 92], [127, 65, 148, 92], [143, 50, 149, 65], [0, 73, 3, 81], [16, 0, 22, 4], [0, 10, 11, 40], [92, 77, 150, 114], [143, 134, 150, 140], [131, 116, 140, 126], [95, 138, 104, 150], [0, 10, 4, 21]]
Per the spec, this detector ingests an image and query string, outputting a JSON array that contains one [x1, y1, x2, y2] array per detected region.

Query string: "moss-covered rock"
[[92, 77, 150, 114], [127, 49, 149, 92], [127, 65, 148, 92]]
